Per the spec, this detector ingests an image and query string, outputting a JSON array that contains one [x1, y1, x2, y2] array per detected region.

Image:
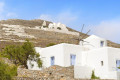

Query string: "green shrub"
[[0, 61, 17, 80], [1, 39, 42, 69], [46, 43, 56, 47], [91, 70, 100, 79]]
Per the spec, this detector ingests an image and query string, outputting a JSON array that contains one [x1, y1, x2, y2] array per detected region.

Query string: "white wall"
[[86, 48, 109, 79], [83, 35, 107, 49], [74, 66, 93, 79], [40, 44, 64, 68], [28, 43, 88, 69], [27, 44, 64, 70], [40, 43, 87, 67], [75, 47, 109, 79], [108, 47, 120, 71], [75, 47, 120, 79], [117, 72, 120, 80], [62, 44, 85, 67], [107, 47, 120, 79], [27, 43, 87, 69]]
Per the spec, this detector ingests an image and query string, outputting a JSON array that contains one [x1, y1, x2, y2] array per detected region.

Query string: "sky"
[[0, 0, 120, 43]]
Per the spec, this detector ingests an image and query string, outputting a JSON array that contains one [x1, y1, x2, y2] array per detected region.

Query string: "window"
[[51, 56, 55, 66], [57, 27, 61, 30], [101, 61, 103, 66], [100, 41, 104, 47], [70, 54, 76, 66], [116, 60, 120, 71]]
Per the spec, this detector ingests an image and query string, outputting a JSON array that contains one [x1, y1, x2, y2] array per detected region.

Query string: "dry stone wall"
[[17, 65, 74, 80], [16, 65, 115, 80]]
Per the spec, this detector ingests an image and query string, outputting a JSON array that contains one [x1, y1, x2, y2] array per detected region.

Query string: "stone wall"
[[17, 65, 74, 80], [16, 65, 115, 80]]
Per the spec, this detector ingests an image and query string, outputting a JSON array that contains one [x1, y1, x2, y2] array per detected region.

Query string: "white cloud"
[[91, 18, 120, 43], [38, 11, 77, 25]]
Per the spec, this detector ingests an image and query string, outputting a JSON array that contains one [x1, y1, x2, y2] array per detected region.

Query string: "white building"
[[27, 35, 120, 80], [48, 22, 68, 31], [41, 21, 47, 30], [40, 21, 68, 31]]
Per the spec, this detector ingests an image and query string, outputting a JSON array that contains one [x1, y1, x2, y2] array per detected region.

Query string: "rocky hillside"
[[0, 19, 120, 49]]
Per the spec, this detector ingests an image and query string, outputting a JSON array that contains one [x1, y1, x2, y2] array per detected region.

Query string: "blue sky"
[[0, 0, 120, 43]]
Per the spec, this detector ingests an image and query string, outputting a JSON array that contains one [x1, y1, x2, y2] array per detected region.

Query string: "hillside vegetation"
[[0, 19, 119, 49]]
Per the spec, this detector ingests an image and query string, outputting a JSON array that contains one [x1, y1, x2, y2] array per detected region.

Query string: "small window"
[[70, 54, 76, 66], [101, 61, 103, 66], [100, 41, 104, 47], [51, 56, 55, 66]]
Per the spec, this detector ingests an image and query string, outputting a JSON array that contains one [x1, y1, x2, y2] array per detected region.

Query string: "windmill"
[[76, 24, 90, 46]]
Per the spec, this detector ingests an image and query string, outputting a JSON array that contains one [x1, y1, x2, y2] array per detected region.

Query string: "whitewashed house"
[[27, 35, 120, 80]]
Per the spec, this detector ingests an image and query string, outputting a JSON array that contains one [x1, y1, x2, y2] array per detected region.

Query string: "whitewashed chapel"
[[27, 24, 120, 80]]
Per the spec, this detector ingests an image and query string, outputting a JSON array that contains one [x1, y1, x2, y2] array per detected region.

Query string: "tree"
[[1, 39, 42, 69], [0, 61, 17, 80]]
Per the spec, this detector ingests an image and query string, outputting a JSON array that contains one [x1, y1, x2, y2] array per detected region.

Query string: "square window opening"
[[51, 56, 55, 66], [100, 41, 104, 47], [101, 61, 103, 66]]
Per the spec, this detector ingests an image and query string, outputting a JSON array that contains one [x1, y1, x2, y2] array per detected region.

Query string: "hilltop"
[[0, 19, 120, 49]]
